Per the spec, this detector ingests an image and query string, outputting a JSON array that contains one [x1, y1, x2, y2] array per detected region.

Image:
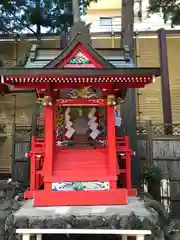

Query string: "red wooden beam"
[[56, 98, 106, 106], [3, 82, 150, 89]]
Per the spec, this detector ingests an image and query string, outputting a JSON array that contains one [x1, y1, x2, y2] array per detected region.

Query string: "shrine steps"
[[50, 171, 111, 182], [53, 148, 108, 173]]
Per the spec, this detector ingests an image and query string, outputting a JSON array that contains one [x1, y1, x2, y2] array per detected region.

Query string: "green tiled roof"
[[25, 47, 135, 69]]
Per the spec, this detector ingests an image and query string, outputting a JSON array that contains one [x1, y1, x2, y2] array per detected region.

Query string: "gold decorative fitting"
[[107, 95, 116, 106]]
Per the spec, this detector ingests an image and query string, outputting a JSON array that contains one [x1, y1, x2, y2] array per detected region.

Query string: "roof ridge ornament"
[[69, 21, 91, 44]]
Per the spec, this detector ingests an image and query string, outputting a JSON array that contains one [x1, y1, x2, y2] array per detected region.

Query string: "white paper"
[[88, 107, 96, 119], [65, 108, 71, 119], [90, 129, 100, 139], [65, 121, 73, 128], [89, 122, 98, 130], [65, 115, 70, 121], [65, 128, 75, 139], [66, 107, 71, 114], [88, 116, 97, 125]]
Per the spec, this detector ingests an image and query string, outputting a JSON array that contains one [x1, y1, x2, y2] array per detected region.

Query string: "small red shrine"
[[0, 25, 160, 207]]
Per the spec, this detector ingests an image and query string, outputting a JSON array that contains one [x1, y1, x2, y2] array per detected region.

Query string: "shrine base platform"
[[13, 197, 151, 229], [6, 196, 171, 240]]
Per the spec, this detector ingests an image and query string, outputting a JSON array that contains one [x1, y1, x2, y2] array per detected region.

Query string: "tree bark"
[[120, 0, 138, 187], [36, 0, 41, 41], [72, 0, 80, 23]]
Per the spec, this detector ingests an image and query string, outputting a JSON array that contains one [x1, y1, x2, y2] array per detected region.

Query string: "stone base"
[[8, 197, 160, 240], [14, 197, 149, 221], [0, 180, 174, 240], [4, 195, 175, 240]]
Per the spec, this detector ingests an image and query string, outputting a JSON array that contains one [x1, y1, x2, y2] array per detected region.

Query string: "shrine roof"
[[25, 47, 136, 69], [0, 29, 160, 90]]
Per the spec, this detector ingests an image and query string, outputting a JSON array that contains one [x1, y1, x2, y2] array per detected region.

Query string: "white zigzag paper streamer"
[[88, 107, 100, 139], [65, 107, 75, 139]]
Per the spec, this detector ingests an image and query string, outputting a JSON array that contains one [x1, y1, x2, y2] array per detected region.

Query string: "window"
[[99, 17, 112, 27]]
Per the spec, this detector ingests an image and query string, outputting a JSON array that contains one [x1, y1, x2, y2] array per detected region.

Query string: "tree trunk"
[[36, 0, 41, 41], [72, 0, 80, 23], [120, 0, 138, 188], [36, 24, 41, 41]]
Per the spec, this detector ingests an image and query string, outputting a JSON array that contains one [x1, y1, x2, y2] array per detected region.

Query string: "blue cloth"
[[115, 111, 122, 127]]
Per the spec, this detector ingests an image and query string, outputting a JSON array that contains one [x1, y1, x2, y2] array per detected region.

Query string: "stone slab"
[[14, 197, 150, 219], [6, 196, 171, 240]]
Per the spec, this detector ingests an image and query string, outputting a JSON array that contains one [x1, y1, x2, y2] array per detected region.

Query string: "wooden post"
[[11, 122, 16, 181], [146, 120, 153, 165], [30, 137, 36, 191], [107, 102, 117, 188], [158, 28, 172, 134], [136, 235, 144, 240], [36, 235, 42, 240], [122, 236, 127, 240], [11, 95, 16, 182], [22, 234, 30, 240], [31, 103, 39, 137]]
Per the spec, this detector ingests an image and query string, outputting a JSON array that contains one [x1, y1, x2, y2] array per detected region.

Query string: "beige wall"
[[136, 37, 162, 123], [92, 35, 180, 123], [137, 36, 180, 123], [87, 0, 121, 11], [84, 0, 121, 25]]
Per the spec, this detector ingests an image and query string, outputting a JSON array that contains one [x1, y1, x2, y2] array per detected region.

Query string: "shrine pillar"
[[44, 95, 55, 191], [107, 96, 117, 189]]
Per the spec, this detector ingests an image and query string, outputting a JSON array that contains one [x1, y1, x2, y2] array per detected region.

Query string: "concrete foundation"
[[14, 197, 150, 219], [4, 196, 173, 240]]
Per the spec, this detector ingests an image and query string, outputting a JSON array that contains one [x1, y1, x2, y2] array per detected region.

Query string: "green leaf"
[[149, 0, 180, 25], [0, 0, 97, 37]]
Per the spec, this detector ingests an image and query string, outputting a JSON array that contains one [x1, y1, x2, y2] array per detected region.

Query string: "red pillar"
[[107, 103, 117, 189], [44, 100, 54, 191]]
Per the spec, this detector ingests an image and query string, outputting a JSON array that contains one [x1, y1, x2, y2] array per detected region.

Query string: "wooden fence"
[[137, 120, 180, 217]]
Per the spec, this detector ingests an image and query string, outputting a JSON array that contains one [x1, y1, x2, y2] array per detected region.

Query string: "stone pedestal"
[[5, 197, 172, 240]]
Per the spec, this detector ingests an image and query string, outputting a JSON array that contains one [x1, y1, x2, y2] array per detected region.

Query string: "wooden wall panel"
[[0, 92, 36, 173], [166, 38, 180, 123], [136, 38, 163, 123]]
